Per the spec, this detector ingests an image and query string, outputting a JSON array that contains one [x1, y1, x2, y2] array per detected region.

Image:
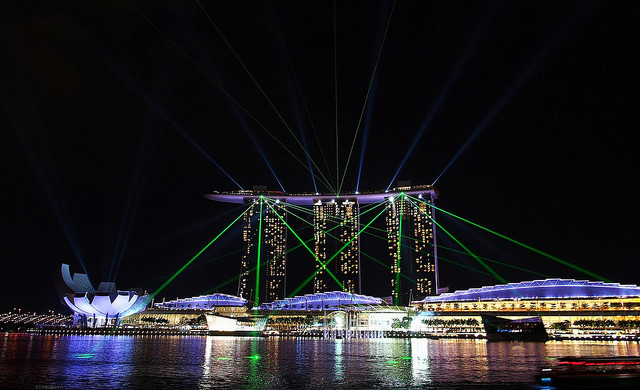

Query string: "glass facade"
[[386, 193, 437, 305], [313, 199, 360, 294], [213, 187, 439, 306], [238, 200, 287, 305]]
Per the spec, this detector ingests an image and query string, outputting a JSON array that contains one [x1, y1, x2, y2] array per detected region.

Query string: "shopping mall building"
[[411, 279, 640, 332]]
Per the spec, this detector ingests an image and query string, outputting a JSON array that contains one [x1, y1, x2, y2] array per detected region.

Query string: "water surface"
[[1, 333, 639, 389]]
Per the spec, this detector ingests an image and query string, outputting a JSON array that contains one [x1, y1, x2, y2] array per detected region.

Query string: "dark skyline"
[[2, 1, 639, 312]]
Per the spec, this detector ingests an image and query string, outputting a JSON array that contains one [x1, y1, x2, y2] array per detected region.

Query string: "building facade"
[[207, 185, 438, 306], [411, 279, 640, 335], [313, 198, 360, 294], [238, 199, 287, 305], [386, 191, 438, 305]]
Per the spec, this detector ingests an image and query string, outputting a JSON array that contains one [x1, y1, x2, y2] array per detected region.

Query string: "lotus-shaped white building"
[[57, 264, 150, 326]]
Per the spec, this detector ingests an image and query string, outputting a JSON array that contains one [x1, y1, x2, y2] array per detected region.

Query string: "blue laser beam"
[[56, 11, 244, 191], [432, 2, 592, 185], [269, 0, 332, 193], [386, 3, 498, 191], [3, 89, 88, 273], [108, 96, 163, 282], [340, 0, 394, 196], [355, 80, 377, 194], [287, 81, 318, 194], [231, 106, 286, 193]]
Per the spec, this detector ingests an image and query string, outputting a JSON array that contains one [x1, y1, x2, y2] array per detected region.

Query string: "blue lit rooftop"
[[257, 291, 384, 311], [415, 279, 640, 303], [155, 293, 247, 310]]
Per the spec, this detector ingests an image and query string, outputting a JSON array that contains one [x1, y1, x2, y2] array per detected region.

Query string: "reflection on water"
[[2, 332, 640, 389]]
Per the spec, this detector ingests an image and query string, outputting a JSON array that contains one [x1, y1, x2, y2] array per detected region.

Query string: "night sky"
[[2, 1, 639, 312]]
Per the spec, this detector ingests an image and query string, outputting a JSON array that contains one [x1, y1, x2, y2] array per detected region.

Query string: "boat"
[[204, 313, 267, 336], [481, 314, 549, 341], [538, 356, 640, 388]]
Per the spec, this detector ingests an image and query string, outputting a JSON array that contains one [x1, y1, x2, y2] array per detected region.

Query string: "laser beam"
[[232, 108, 286, 193], [195, 0, 335, 193], [288, 202, 389, 298], [128, 0, 333, 192], [411, 196, 610, 282], [386, 2, 497, 191], [151, 205, 251, 298], [406, 197, 506, 283], [269, 1, 334, 188], [265, 199, 344, 291], [254, 199, 264, 306], [432, 2, 591, 185], [339, 0, 395, 196]]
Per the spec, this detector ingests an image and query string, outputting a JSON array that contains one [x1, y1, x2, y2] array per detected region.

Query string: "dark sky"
[[2, 1, 639, 312]]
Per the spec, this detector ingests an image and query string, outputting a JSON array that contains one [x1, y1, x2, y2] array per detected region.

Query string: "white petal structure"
[[112, 292, 138, 313], [58, 264, 149, 320], [63, 292, 140, 318]]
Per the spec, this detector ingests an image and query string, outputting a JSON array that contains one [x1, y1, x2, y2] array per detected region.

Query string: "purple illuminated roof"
[[205, 185, 437, 205], [415, 279, 640, 303], [257, 291, 383, 311], [155, 293, 247, 309]]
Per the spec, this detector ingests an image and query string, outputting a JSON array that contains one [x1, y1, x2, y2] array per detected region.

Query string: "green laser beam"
[[282, 196, 385, 219], [410, 195, 611, 282], [338, 0, 396, 195], [288, 202, 389, 298], [358, 219, 547, 279], [359, 227, 504, 284], [283, 199, 420, 286], [205, 197, 358, 295], [254, 199, 264, 306], [284, 201, 418, 286], [128, 0, 335, 192], [208, 259, 277, 296], [141, 249, 243, 287], [268, 4, 334, 188], [436, 244, 550, 279], [358, 231, 416, 284], [203, 223, 316, 294], [265, 199, 345, 290], [438, 255, 494, 278], [195, 1, 336, 193], [204, 199, 387, 299], [287, 200, 416, 284], [152, 205, 251, 298], [405, 197, 506, 283], [205, 205, 358, 295]]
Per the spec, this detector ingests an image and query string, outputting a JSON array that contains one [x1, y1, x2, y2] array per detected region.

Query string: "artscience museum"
[[57, 264, 150, 326]]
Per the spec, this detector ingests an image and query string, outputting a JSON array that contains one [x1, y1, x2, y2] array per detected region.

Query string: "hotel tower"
[[206, 184, 438, 306]]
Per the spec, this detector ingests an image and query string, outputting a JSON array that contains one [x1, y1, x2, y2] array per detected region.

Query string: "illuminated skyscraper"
[[238, 199, 287, 305], [386, 190, 438, 305], [207, 184, 438, 306], [313, 198, 360, 294]]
